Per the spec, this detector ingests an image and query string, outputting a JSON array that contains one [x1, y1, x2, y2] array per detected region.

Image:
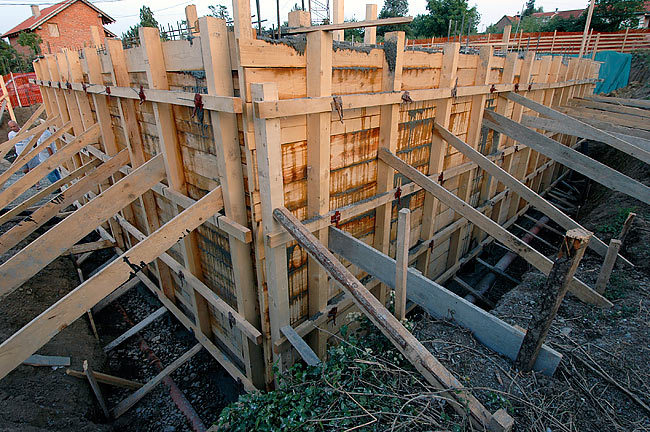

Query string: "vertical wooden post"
[[251, 82, 290, 378], [139, 26, 213, 345], [364, 4, 377, 45], [591, 33, 600, 60], [579, 0, 596, 59], [0, 76, 16, 122], [44, 55, 70, 126], [373, 31, 405, 303], [450, 45, 493, 263], [33, 60, 53, 118], [551, 30, 557, 53], [104, 37, 176, 301], [198, 16, 265, 388], [622, 28, 629, 51], [83, 360, 110, 419], [516, 228, 591, 371], [185, 4, 198, 33], [595, 239, 622, 294], [502, 25, 511, 51], [306, 30, 332, 358], [395, 208, 410, 321], [332, 0, 344, 41], [90, 26, 102, 47], [83, 46, 131, 251], [416, 42, 459, 276], [618, 212, 636, 243]]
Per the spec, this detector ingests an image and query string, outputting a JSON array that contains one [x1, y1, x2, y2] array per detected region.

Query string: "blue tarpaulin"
[[593, 51, 632, 94]]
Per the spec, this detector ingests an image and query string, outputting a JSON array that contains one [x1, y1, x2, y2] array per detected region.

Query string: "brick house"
[[1, 0, 116, 57]]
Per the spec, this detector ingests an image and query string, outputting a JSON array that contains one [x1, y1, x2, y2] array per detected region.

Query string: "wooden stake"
[[618, 212, 636, 243], [67, 368, 143, 389], [84, 360, 111, 418], [364, 4, 378, 44], [395, 208, 410, 320], [272, 206, 498, 429], [0, 76, 15, 121], [515, 228, 591, 371], [594, 239, 622, 294]]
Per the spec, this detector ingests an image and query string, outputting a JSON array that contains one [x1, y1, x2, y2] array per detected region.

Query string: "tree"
[[0, 40, 31, 74], [411, 0, 480, 38], [377, 0, 411, 37], [522, 0, 536, 17], [343, 18, 364, 42], [591, 0, 645, 31], [209, 3, 230, 20], [17, 32, 42, 56], [121, 6, 161, 46]]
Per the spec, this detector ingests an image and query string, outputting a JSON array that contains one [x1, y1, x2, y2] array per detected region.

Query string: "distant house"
[[636, 1, 650, 28], [1, 0, 116, 57], [492, 9, 584, 32]]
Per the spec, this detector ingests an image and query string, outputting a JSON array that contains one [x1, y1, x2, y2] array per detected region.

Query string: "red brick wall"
[[8, 36, 33, 57], [35, 1, 106, 54]]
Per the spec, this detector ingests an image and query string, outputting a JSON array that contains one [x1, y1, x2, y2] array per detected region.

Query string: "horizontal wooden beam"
[[66, 368, 143, 389], [506, 92, 650, 165], [328, 227, 562, 375], [484, 110, 650, 204], [67, 239, 116, 256], [379, 148, 611, 307], [273, 207, 497, 428], [0, 186, 223, 380], [32, 80, 242, 114], [284, 16, 413, 34], [254, 78, 597, 119], [584, 94, 650, 110]]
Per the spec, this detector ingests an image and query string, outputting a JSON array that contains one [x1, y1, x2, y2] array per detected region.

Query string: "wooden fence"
[[410, 28, 650, 54], [0, 3, 608, 425]]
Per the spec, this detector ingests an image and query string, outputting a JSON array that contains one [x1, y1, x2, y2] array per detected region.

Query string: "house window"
[[48, 23, 59, 37]]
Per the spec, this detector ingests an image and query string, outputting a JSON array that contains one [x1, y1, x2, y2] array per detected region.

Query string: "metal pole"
[[276, 0, 282, 38], [256, 0, 262, 33], [579, 0, 596, 59], [447, 19, 452, 42]]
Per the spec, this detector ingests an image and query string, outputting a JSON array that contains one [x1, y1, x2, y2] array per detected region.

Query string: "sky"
[[0, 0, 592, 38]]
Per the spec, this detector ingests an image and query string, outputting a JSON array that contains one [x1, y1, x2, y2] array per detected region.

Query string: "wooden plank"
[[140, 25, 213, 350], [395, 208, 410, 321], [520, 115, 650, 153], [251, 82, 290, 374], [417, 42, 459, 275], [584, 94, 650, 110], [0, 124, 99, 210], [0, 154, 164, 297], [379, 148, 611, 307], [328, 226, 562, 376], [434, 121, 613, 260], [516, 229, 591, 371], [66, 368, 143, 389], [93, 278, 140, 314], [199, 16, 265, 388], [84, 360, 111, 418], [273, 207, 499, 428], [0, 121, 71, 189], [573, 97, 650, 120], [561, 105, 650, 132], [280, 326, 321, 367], [0, 150, 129, 256], [113, 212, 263, 345], [507, 92, 650, 165], [23, 354, 70, 367], [103, 307, 167, 352], [484, 110, 650, 204], [306, 29, 332, 358], [0, 76, 15, 122], [0, 157, 101, 227], [105, 37, 176, 301], [67, 240, 115, 256], [112, 344, 202, 418], [0, 104, 45, 154], [284, 17, 413, 34], [595, 239, 622, 294], [0, 186, 223, 380], [364, 4, 378, 44], [0, 119, 55, 161], [373, 31, 405, 304]]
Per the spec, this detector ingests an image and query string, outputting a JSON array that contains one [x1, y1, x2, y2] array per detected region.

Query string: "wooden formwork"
[[4, 1, 639, 427]]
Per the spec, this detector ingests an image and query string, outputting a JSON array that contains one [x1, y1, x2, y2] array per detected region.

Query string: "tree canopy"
[[0, 40, 32, 74], [411, 0, 480, 38], [121, 6, 161, 45], [377, 0, 412, 37]]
